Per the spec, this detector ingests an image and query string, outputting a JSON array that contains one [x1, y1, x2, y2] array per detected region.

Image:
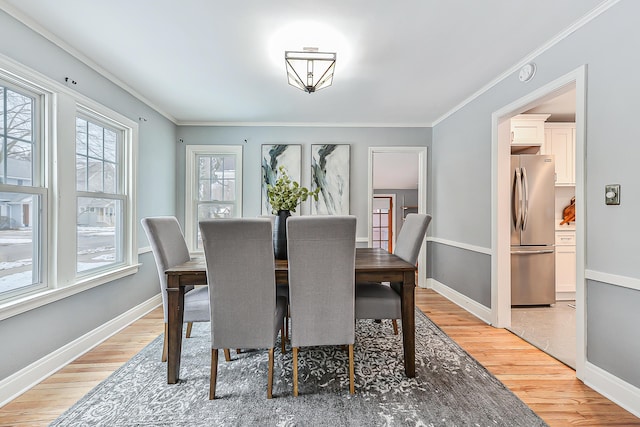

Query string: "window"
[[0, 80, 47, 300], [75, 115, 124, 274], [0, 60, 138, 313], [185, 145, 242, 251]]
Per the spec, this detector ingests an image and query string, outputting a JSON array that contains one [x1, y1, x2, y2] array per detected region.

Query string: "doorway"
[[491, 66, 586, 377], [507, 86, 577, 368], [368, 147, 428, 287]]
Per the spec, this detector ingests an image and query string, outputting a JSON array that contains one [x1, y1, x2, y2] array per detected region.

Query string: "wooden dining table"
[[164, 247, 418, 384]]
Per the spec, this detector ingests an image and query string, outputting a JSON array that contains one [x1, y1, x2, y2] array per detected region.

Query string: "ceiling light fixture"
[[285, 47, 336, 93]]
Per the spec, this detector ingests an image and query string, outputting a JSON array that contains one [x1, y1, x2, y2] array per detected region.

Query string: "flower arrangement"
[[267, 166, 319, 213]]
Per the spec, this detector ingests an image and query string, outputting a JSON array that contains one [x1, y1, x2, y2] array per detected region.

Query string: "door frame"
[[368, 146, 428, 287], [491, 65, 587, 378]]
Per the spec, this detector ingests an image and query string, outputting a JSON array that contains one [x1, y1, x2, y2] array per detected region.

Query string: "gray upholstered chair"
[[286, 215, 357, 396], [199, 218, 287, 399], [355, 213, 432, 334], [141, 216, 209, 362]]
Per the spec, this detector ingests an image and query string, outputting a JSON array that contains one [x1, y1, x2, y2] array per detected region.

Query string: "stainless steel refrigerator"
[[511, 154, 556, 306]]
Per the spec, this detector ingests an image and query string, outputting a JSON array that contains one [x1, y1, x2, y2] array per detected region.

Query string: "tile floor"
[[509, 301, 576, 369]]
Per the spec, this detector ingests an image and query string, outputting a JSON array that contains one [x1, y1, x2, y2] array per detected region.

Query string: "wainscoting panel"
[[586, 280, 640, 389], [427, 241, 491, 308]]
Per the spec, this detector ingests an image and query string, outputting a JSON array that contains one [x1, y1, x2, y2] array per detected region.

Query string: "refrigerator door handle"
[[521, 166, 529, 230], [513, 167, 523, 230], [512, 249, 555, 254]]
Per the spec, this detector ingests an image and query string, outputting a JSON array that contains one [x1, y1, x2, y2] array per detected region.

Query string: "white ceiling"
[[2, 0, 605, 125]]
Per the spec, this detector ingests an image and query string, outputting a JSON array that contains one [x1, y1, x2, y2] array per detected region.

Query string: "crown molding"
[[0, 0, 177, 124], [1, 0, 620, 129], [176, 121, 431, 128], [431, 0, 621, 127]]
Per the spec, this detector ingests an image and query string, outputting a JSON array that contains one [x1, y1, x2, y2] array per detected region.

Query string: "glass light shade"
[[285, 50, 336, 93]]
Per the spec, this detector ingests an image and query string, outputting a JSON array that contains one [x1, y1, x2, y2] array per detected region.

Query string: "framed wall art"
[[261, 144, 302, 214], [311, 144, 350, 215]]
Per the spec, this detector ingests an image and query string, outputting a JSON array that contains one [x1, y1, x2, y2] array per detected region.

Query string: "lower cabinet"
[[555, 230, 576, 298]]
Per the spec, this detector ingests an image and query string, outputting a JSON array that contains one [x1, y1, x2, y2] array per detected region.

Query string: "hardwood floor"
[[0, 307, 165, 426], [0, 288, 638, 426], [415, 289, 640, 426]]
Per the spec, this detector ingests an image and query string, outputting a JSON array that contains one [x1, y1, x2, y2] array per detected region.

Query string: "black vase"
[[273, 210, 291, 260]]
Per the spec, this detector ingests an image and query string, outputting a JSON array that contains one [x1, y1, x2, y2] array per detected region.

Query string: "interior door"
[[372, 196, 393, 252]]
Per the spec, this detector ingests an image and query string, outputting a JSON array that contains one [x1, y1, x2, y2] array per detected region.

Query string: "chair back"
[[394, 213, 432, 265], [287, 215, 357, 348], [199, 218, 278, 349], [141, 216, 191, 322]]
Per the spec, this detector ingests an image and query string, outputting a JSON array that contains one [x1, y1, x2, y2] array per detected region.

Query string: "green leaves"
[[267, 165, 320, 214]]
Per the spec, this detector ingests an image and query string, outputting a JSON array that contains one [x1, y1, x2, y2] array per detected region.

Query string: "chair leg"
[[293, 347, 299, 397], [186, 322, 193, 338], [285, 305, 290, 341], [348, 344, 355, 395], [162, 323, 168, 362], [392, 319, 399, 335], [209, 349, 218, 400], [236, 349, 242, 354], [224, 349, 231, 362], [285, 313, 289, 341], [267, 348, 274, 399], [280, 324, 286, 354]]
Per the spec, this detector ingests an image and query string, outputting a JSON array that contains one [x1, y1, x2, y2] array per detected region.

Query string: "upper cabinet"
[[543, 123, 576, 186], [510, 114, 551, 147]]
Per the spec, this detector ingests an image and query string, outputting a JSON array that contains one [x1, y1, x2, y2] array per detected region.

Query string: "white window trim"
[[55, 98, 138, 287], [0, 78, 49, 299], [0, 52, 139, 320], [73, 106, 132, 277], [185, 145, 243, 252]]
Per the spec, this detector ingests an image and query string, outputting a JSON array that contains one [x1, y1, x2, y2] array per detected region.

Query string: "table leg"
[[167, 275, 185, 384], [401, 270, 416, 377]]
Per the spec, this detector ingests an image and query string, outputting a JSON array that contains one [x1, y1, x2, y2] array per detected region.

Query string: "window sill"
[[0, 264, 140, 321]]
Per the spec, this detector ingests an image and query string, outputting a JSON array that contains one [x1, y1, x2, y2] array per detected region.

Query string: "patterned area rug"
[[51, 310, 546, 426]]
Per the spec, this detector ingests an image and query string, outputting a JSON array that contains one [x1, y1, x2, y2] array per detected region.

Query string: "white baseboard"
[[0, 294, 162, 408], [556, 291, 576, 301], [583, 361, 640, 418], [426, 278, 492, 325]]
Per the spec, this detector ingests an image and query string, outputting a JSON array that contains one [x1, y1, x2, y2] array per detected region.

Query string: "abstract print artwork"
[[311, 144, 350, 215], [261, 144, 302, 214]]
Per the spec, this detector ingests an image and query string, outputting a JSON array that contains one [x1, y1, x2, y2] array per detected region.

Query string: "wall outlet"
[[605, 184, 620, 205]]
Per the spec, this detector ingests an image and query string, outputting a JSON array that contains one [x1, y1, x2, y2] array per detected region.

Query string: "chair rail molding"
[[426, 237, 491, 256], [584, 270, 640, 292]]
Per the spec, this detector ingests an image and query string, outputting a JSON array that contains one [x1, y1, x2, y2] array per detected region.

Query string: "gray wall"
[[427, 242, 491, 308], [587, 280, 640, 386], [0, 10, 176, 380], [175, 126, 431, 239], [431, 1, 640, 387]]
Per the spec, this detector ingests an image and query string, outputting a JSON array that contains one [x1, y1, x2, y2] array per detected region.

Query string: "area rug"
[[51, 310, 546, 426]]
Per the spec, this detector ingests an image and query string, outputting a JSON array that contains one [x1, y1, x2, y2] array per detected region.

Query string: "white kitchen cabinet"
[[555, 230, 576, 298], [510, 114, 550, 147], [544, 123, 575, 186]]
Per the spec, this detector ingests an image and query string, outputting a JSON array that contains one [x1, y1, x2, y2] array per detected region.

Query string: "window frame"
[[0, 76, 49, 300], [74, 109, 128, 276], [185, 145, 243, 252], [0, 56, 138, 320]]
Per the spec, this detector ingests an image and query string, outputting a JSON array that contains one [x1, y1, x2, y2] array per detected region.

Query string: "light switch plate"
[[605, 184, 620, 205]]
